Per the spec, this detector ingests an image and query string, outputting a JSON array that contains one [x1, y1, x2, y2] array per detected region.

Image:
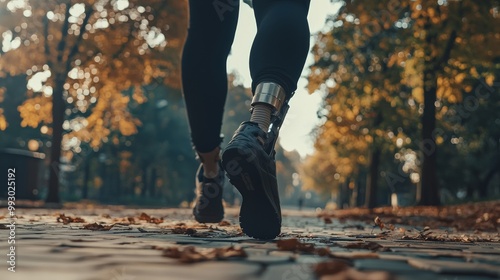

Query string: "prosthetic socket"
[[251, 82, 292, 156]]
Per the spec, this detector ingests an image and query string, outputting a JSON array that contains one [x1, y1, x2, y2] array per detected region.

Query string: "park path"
[[0, 206, 499, 280]]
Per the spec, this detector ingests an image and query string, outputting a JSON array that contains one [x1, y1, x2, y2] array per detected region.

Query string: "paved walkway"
[[0, 207, 499, 280]]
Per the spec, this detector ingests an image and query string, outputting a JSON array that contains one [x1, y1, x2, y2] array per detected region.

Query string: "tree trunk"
[[417, 2, 460, 205], [356, 175, 366, 207], [365, 111, 383, 209], [98, 158, 107, 201], [418, 67, 440, 205], [82, 155, 90, 199], [365, 148, 381, 208], [141, 166, 148, 197], [46, 75, 66, 203], [479, 163, 499, 198], [350, 176, 358, 208], [149, 167, 157, 197]]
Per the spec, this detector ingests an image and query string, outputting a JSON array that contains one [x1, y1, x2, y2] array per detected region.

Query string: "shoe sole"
[[192, 201, 224, 224], [193, 212, 224, 224], [222, 146, 281, 240]]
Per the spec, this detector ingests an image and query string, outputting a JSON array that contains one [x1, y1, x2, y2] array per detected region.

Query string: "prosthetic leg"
[[251, 82, 293, 157]]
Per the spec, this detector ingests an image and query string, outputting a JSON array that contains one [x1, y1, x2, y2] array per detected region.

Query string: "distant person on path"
[[182, 0, 311, 239]]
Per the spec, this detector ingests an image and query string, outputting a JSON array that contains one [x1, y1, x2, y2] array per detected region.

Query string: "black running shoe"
[[192, 163, 225, 223], [221, 121, 281, 240]]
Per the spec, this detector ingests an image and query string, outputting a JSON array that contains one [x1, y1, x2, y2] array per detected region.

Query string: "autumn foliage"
[[304, 0, 500, 207], [0, 0, 188, 202]]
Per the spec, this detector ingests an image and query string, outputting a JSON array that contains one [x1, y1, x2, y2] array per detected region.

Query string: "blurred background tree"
[[306, 0, 500, 208], [0, 0, 187, 203]]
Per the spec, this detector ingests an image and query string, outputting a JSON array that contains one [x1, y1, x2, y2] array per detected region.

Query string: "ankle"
[[197, 147, 220, 178]]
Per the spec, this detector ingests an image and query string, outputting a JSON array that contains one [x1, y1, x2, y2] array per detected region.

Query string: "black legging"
[[182, 0, 311, 153]]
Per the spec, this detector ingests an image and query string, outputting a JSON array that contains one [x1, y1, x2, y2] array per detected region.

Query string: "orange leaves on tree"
[[0, 0, 188, 149], [0, 108, 7, 131], [18, 96, 52, 128]]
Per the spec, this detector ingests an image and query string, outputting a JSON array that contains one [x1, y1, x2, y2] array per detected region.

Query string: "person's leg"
[[182, 0, 239, 163], [182, 0, 239, 222], [222, 0, 310, 239], [250, 0, 311, 97], [249, 0, 310, 132]]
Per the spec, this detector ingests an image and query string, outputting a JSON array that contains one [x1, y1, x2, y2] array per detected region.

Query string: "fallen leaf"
[[172, 226, 197, 235], [315, 261, 393, 280], [82, 223, 114, 231], [316, 247, 332, 257], [213, 246, 247, 259], [314, 260, 349, 277], [374, 216, 385, 230], [138, 213, 163, 224], [218, 220, 231, 226], [57, 214, 85, 224], [163, 247, 184, 257], [277, 238, 315, 253], [162, 246, 247, 263]]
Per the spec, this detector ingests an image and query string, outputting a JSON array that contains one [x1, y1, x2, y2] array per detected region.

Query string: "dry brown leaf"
[[213, 246, 247, 259], [172, 226, 197, 235], [277, 238, 316, 253], [57, 214, 85, 224], [323, 269, 393, 280], [315, 261, 393, 280], [162, 246, 246, 263], [374, 216, 385, 230], [82, 222, 114, 231], [316, 247, 332, 257], [314, 260, 349, 277], [138, 212, 163, 224], [218, 220, 231, 226]]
